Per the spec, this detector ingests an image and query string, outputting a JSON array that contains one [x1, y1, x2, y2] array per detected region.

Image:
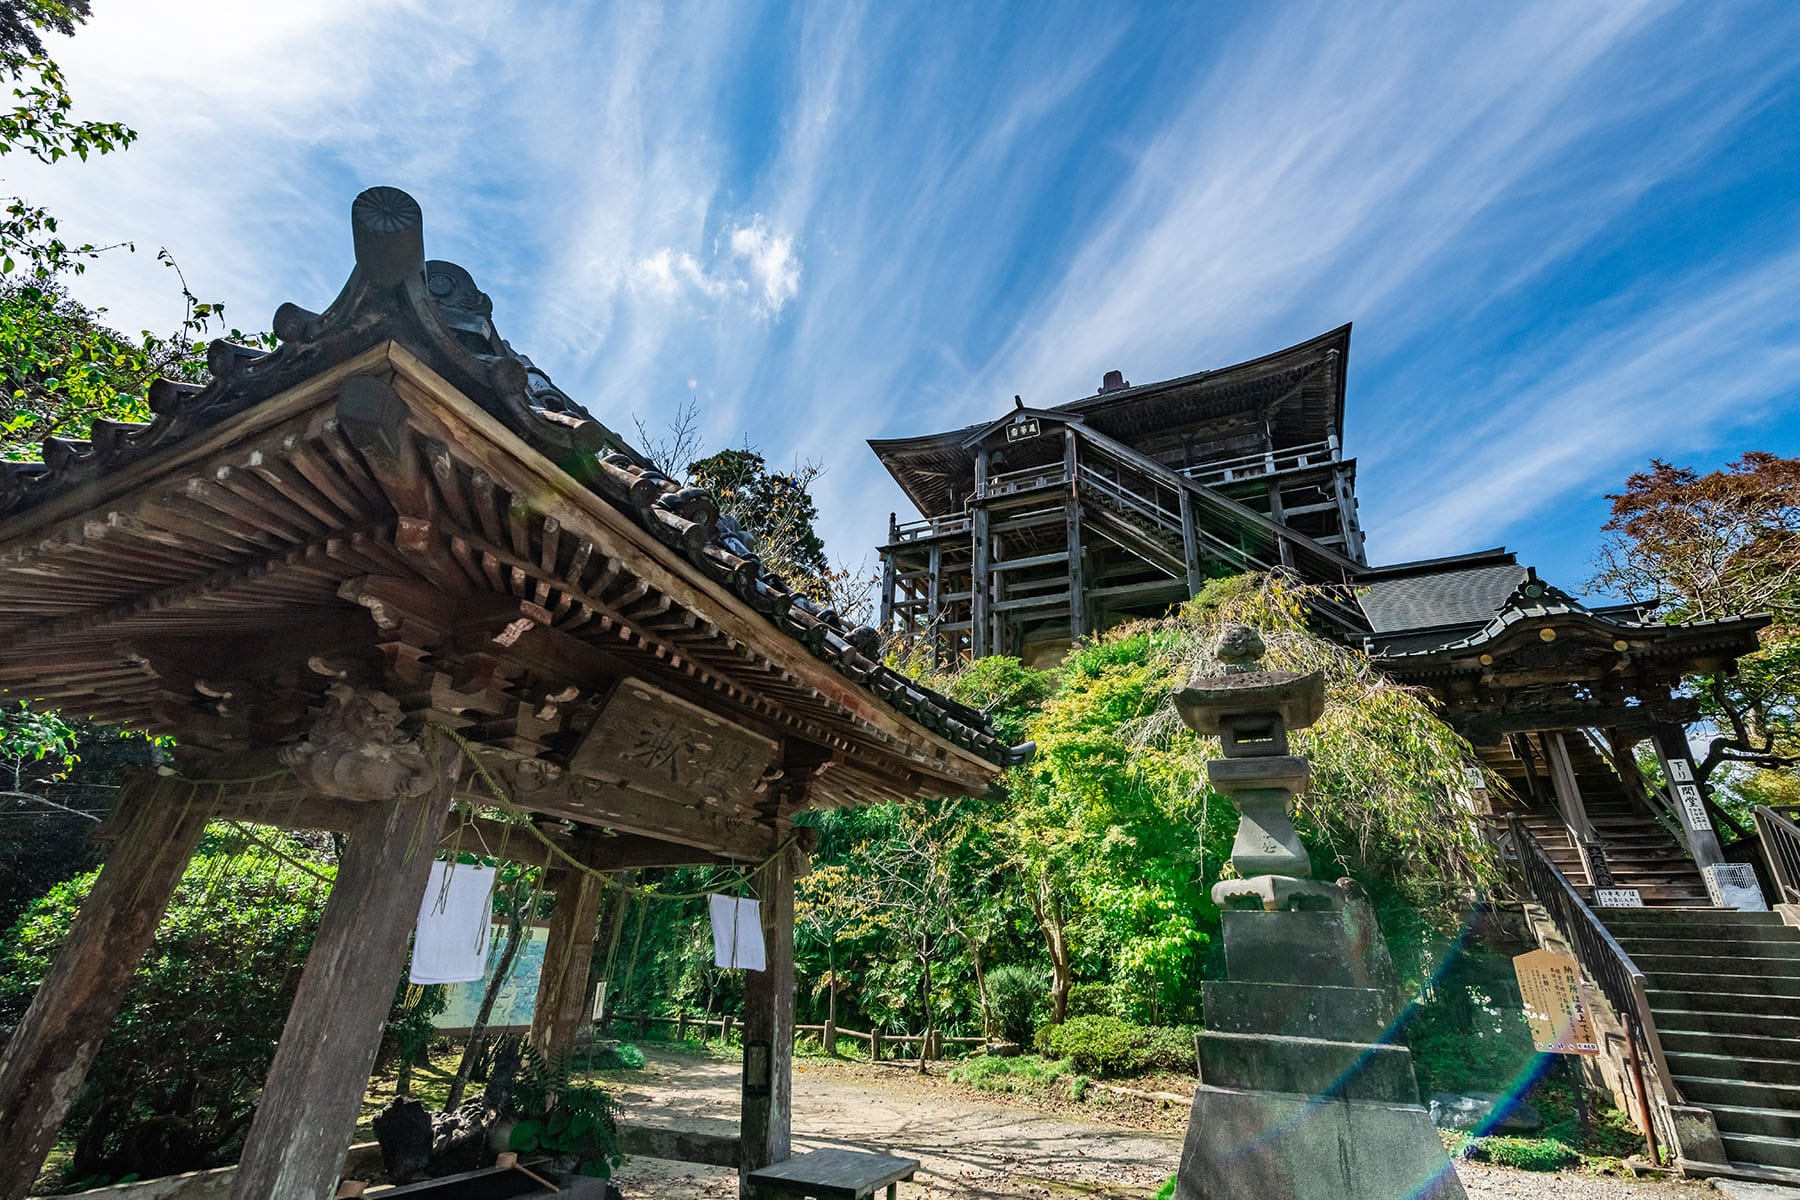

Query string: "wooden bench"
[[747, 1148, 920, 1200]]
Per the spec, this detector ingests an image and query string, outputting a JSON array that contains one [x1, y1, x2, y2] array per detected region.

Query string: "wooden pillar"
[[0, 777, 208, 1200], [1179, 490, 1203, 596], [230, 744, 458, 1200], [1545, 733, 1598, 839], [1065, 429, 1086, 641], [879, 518, 897, 635], [741, 844, 798, 1198], [1650, 723, 1728, 880], [970, 505, 991, 659], [531, 839, 607, 1063]]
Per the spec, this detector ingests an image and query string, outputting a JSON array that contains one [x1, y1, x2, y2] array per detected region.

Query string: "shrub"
[[1035, 1015, 1142, 1077], [1034, 1017, 1199, 1077], [588, 1041, 646, 1070], [1066, 982, 1117, 1018], [947, 1054, 1070, 1094], [1461, 1136, 1578, 1172], [984, 964, 1046, 1046], [1136, 1025, 1200, 1074]]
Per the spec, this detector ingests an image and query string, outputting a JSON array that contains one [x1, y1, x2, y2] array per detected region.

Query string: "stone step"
[[1604, 908, 1789, 926], [1721, 1132, 1800, 1172], [1710, 1103, 1800, 1141], [1648, 988, 1798, 1018], [1653, 1008, 1800, 1039], [1665, 1050, 1800, 1086], [1615, 927, 1800, 949], [1648, 971, 1800, 998], [1674, 1074, 1800, 1111], [1661, 1029, 1800, 1063], [1195, 1030, 1420, 1104], [1637, 953, 1800, 979], [1617, 934, 1800, 958]]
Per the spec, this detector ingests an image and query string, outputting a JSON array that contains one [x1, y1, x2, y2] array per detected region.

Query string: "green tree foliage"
[[1592, 452, 1800, 782], [0, 827, 331, 1184], [0, 3, 259, 460]]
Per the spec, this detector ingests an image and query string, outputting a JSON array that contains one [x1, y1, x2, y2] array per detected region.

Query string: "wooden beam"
[[229, 759, 458, 1200], [740, 839, 798, 1200], [530, 832, 609, 1062], [0, 777, 210, 1200]]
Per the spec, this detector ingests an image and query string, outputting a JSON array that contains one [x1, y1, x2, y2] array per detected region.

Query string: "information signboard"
[[1513, 948, 1598, 1055]]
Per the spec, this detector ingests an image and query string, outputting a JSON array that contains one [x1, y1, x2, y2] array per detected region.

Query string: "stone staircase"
[[1483, 736, 1709, 905], [1601, 907, 1800, 1179]]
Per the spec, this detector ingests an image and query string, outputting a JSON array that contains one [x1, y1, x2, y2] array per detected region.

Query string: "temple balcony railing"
[[889, 513, 974, 543], [1180, 438, 1337, 487]]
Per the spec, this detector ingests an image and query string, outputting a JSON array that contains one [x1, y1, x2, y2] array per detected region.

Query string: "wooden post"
[[870, 1029, 882, 1062], [879, 523, 897, 635], [0, 777, 208, 1200], [230, 741, 457, 1200], [677, 1011, 689, 1041], [1179, 491, 1203, 596], [1065, 427, 1086, 642], [970, 504, 991, 659], [1650, 722, 1728, 883], [530, 839, 607, 1063], [740, 845, 797, 1198]]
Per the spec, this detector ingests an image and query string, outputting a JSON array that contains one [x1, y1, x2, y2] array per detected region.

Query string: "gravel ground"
[[601, 1047, 1713, 1200]]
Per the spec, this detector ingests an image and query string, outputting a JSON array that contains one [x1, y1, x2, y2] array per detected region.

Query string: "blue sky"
[[12, 1, 1800, 596]]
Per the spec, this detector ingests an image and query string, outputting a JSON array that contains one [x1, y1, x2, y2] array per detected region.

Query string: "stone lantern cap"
[[1173, 672, 1325, 735]]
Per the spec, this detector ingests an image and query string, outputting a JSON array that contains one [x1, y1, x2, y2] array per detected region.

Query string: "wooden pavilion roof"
[[0, 187, 1024, 837], [868, 324, 1351, 518], [1367, 566, 1768, 741]]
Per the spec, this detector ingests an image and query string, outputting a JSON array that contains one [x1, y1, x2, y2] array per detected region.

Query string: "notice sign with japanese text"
[[1513, 948, 1599, 1055]]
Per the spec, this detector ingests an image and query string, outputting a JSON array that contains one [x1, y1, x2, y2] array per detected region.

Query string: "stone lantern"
[[1172, 624, 1466, 1200]]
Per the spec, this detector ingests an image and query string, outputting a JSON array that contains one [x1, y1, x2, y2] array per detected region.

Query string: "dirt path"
[[604, 1049, 1712, 1200]]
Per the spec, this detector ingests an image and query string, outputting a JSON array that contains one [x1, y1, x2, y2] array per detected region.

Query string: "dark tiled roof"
[[1373, 567, 1770, 661], [1355, 558, 1525, 634], [0, 186, 1030, 769]]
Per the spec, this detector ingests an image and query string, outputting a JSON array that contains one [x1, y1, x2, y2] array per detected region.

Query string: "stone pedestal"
[[1177, 910, 1466, 1200], [1172, 626, 1465, 1200]]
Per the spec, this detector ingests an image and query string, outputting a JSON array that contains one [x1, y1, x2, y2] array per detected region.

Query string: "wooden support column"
[[1545, 732, 1599, 842], [970, 506, 991, 659], [0, 777, 209, 1200], [231, 697, 459, 1200], [1650, 722, 1728, 883], [1065, 428, 1086, 641], [531, 836, 608, 1062], [1179, 490, 1203, 596], [879, 518, 897, 635], [741, 841, 799, 1199]]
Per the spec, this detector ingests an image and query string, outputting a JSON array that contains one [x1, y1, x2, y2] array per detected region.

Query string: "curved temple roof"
[[0, 187, 1031, 772], [869, 324, 1351, 518]]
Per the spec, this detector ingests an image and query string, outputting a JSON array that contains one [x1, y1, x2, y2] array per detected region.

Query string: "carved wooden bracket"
[[280, 684, 444, 802]]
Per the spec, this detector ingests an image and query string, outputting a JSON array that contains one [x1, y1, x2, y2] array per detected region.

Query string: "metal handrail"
[[1508, 816, 1679, 1159], [1754, 805, 1800, 904]]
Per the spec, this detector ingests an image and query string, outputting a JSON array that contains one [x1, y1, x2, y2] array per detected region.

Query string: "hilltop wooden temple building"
[[0, 188, 1028, 1200], [874, 331, 1800, 1180]]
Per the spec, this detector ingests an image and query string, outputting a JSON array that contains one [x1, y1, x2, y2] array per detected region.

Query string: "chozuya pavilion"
[[0, 188, 1029, 1200]]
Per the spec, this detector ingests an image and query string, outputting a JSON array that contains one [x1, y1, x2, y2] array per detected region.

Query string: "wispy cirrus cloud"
[[10, 1, 1800, 591]]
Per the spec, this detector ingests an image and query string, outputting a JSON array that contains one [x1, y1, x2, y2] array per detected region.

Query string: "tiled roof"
[[1355, 555, 1525, 633]]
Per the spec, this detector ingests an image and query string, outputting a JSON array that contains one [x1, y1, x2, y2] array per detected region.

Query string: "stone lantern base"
[[1175, 909, 1467, 1200]]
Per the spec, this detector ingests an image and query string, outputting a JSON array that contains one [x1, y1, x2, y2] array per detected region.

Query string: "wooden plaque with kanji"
[[569, 678, 778, 807]]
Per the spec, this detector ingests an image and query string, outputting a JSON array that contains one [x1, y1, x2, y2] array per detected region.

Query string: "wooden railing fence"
[[600, 1011, 989, 1062]]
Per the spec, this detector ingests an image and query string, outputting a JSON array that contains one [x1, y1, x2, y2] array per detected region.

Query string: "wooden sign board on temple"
[[0, 188, 1029, 1200]]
